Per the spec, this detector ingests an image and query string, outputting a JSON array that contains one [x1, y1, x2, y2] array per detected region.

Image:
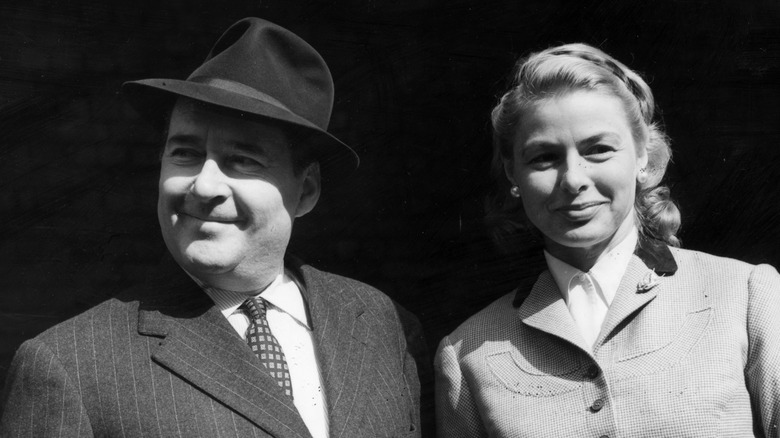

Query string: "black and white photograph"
[[1, 0, 778, 436]]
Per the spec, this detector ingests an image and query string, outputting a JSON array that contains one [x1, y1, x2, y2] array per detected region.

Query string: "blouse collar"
[[513, 231, 678, 308], [544, 228, 638, 307]]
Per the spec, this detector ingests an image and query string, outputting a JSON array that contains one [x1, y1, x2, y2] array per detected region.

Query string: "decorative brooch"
[[636, 269, 661, 293]]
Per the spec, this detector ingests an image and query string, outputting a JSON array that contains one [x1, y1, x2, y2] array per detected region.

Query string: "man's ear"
[[295, 162, 321, 218]]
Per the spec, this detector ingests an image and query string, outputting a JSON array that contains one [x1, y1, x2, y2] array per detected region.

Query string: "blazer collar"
[[596, 237, 677, 350], [514, 238, 678, 353], [137, 256, 375, 437], [292, 261, 373, 437], [284, 255, 315, 330], [517, 271, 594, 353], [513, 237, 678, 308], [137, 259, 312, 438], [634, 236, 678, 276]]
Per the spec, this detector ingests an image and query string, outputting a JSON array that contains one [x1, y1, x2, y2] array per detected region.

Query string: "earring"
[[638, 168, 648, 184], [510, 186, 521, 198]]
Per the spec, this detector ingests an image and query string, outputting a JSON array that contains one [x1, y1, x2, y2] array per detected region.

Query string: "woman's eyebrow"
[[577, 132, 622, 147]]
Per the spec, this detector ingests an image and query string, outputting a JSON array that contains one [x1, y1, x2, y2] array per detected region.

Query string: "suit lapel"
[[296, 265, 371, 438], [137, 269, 311, 438], [518, 271, 593, 354]]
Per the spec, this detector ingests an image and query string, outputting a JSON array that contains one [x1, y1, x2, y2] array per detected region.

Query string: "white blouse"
[[544, 228, 638, 349]]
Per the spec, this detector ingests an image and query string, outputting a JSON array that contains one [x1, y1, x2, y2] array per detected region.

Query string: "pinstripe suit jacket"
[[0, 258, 421, 438], [435, 240, 780, 437]]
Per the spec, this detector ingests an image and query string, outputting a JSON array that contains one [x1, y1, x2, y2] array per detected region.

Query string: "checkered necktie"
[[243, 297, 293, 398]]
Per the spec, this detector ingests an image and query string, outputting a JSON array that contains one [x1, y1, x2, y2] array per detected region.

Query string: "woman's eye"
[[527, 153, 558, 166], [586, 145, 616, 156]]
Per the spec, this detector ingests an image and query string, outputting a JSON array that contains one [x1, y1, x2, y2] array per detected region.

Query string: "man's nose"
[[190, 159, 231, 200]]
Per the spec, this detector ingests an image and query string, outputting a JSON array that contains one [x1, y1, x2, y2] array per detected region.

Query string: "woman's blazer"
[[435, 240, 780, 437]]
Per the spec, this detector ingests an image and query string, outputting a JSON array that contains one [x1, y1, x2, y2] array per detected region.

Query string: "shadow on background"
[[1, 0, 779, 434]]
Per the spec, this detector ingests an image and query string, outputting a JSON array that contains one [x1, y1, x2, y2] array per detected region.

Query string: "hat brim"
[[122, 79, 359, 182]]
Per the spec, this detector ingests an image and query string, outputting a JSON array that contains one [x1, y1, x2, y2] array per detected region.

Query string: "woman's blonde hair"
[[488, 43, 680, 250]]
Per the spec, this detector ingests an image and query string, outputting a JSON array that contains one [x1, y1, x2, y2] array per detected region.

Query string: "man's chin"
[[177, 249, 238, 277]]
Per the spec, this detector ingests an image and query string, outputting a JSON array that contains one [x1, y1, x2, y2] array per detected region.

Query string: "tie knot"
[[244, 296, 268, 320]]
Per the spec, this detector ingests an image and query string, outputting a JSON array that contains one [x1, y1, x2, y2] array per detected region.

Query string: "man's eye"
[[168, 148, 202, 160], [229, 155, 264, 169]]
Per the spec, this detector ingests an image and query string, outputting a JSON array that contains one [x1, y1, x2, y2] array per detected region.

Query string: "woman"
[[435, 43, 780, 437]]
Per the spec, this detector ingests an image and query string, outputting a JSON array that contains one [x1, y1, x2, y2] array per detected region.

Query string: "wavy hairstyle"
[[487, 43, 680, 250]]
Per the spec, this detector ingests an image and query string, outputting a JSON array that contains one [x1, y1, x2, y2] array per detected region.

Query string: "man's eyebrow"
[[166, 133, 201, 146], [165, 136, 271, 154], [226, 141, 274, 158]]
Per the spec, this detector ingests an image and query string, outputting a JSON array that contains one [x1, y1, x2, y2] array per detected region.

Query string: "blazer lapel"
[[296, 265, 371, 438], [517, 238, 679, 356], [137, 271, 311, 438], [518, 271, 593, 354], [596, 238, 679, 350], [595, 256, 660, 349]]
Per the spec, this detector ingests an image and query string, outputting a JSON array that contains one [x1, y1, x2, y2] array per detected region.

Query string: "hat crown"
[[122, 17, 359, 181], [189, 17, 334, 130]]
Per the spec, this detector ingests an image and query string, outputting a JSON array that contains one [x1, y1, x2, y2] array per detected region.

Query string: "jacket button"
[[584, 365, 600, 379], [591, 398, 605, 412]]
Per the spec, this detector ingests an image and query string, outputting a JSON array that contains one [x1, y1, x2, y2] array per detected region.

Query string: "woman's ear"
[[638, 146, 649, 170], [294, 162, 321, 218], [635, 145, 649, 184], [503, 158, 516, 186]]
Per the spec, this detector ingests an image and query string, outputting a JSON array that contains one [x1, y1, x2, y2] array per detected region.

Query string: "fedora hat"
[[122, 17, 359, 180]]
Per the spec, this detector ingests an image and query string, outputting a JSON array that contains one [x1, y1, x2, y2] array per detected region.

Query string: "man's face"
[[158, 98, 320, 290]]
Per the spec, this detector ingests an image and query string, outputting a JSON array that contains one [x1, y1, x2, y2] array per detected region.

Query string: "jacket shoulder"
[[299, 263, 395, 307], [33, 296, 137, 344], [669, 246, 758, 278], [665, 247, 780, 316], [444, 291, 518, 347], [297, 263, 424, 350]]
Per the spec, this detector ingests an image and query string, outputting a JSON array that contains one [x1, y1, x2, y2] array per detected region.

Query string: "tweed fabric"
[[245, 297, 294, 398], [0, 259, 421, 438], [435, 246, 780, 437]]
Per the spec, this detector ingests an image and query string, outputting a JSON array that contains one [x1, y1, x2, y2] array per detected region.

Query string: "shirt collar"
[[197, 270, 311, 330], [544, 227, 638, 307], [260, 272, 310, 329]]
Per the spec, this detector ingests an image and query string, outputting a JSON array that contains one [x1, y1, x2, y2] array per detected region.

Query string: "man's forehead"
[[168, 97, 291, 147]]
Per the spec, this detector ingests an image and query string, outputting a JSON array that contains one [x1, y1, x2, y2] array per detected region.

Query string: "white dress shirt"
[[201, 271, 329, 438], [545, 228, 638, 350]]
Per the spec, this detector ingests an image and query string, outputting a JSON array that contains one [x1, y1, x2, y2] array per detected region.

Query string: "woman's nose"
[[190, 159, 231, 200], [559, 157, 590, 194]]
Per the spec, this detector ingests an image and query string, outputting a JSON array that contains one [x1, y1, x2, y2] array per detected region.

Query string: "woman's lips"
[[554, 201, 608, 221]]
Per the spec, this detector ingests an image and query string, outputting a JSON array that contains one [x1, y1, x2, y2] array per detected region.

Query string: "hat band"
[[189, 76, 293, 113]]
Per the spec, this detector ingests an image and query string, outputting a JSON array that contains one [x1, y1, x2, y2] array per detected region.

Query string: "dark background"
[[1, 0, 779, 434]]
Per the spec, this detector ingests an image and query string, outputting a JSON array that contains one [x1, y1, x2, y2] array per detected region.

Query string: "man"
[[0, 17, 421, 437]]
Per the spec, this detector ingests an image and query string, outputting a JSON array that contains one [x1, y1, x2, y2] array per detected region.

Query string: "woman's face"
[[505, 90, 647, 265]]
